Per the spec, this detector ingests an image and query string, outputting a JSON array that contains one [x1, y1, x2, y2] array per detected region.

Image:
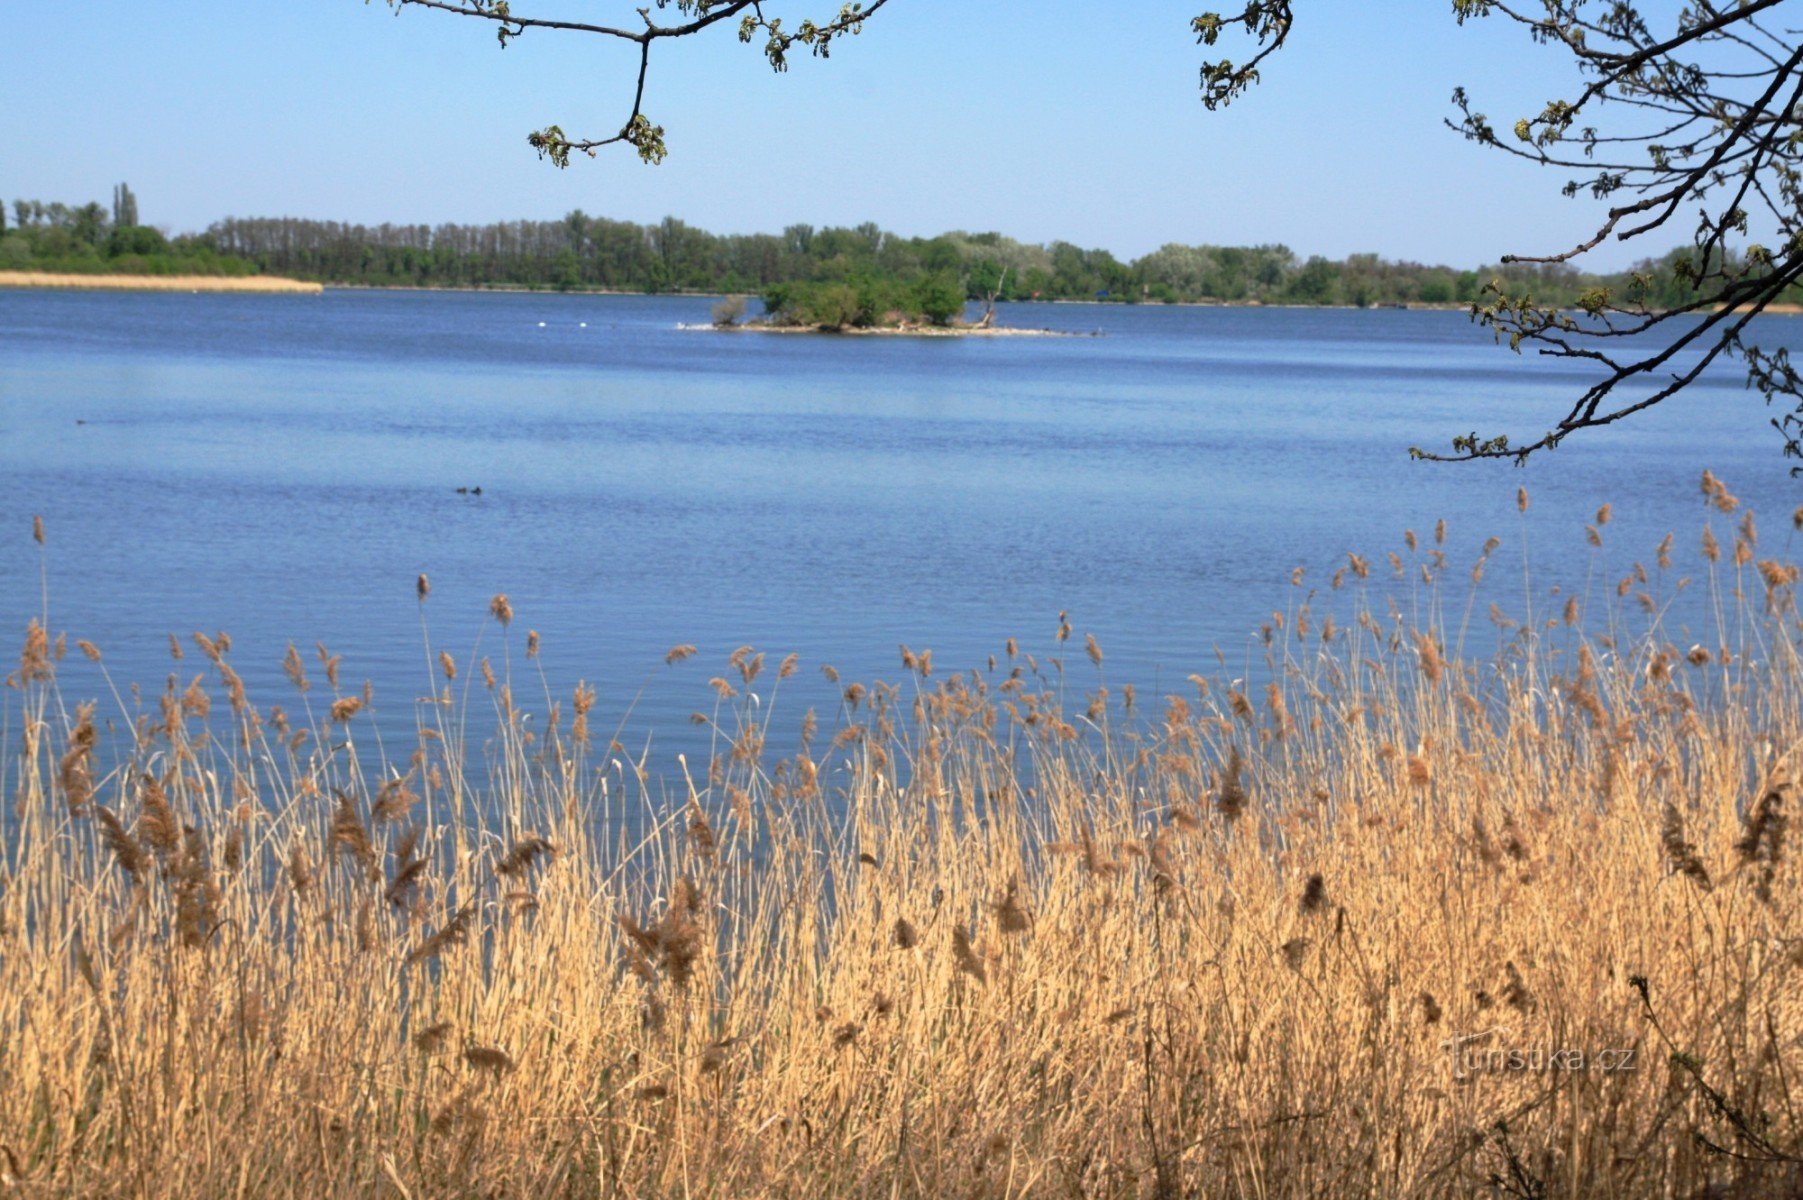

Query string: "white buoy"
[[537, 321, 547, 328], [579, 322, 587, 328]]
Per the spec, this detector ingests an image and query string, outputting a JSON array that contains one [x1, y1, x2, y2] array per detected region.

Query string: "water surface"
[[1, 289, 1793, 773]]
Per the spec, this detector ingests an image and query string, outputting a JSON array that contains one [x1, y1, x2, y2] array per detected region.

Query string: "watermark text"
[[1442, 1033, 1638, 1080]]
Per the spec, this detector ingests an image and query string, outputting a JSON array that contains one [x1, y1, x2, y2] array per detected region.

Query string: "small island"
[[683, 275, 1086, 337]]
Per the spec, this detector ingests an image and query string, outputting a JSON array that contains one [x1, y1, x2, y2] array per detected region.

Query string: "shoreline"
[[329, 282, 1474, 312], [0, 270, 1484, 309], [0, 271, 322, 294], [7, 271, 1799, 315]]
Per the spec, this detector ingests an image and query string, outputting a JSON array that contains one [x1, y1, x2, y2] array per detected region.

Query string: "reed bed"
[[0, 271, 322, 294], [3, 476, 1802, 1198]]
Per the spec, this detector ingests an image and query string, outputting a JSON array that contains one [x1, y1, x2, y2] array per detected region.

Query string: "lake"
[[1, 288, 1795, 776]]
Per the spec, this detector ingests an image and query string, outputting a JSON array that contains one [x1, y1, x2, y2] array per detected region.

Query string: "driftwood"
[[973, 266, 1009, 330]]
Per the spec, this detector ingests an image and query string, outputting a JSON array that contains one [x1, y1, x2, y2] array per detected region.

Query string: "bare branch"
[[382, 0, 889, 165]]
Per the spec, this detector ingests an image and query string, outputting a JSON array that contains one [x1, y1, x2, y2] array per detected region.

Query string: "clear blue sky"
[[5, 2, 1648, 268]]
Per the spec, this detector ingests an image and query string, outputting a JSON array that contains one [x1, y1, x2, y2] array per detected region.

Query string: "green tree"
[[1141, 243, 1214, 299], [1283, 255, 1337, 305], [112, 183, 139, 229], [552, 247, 581, 290], [964, 258, 1013, 303], [106, 225, 167, 258], [912, 271, 965, 325], [919, 235, 960, 275], [802, 281, 860, 330], [1417, 275, 1453, 305], [72, 202, 107, 247]]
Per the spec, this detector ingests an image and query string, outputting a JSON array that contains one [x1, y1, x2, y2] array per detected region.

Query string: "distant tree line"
[[2, 192, 1773, 315], [199, 211, 1754, 312]]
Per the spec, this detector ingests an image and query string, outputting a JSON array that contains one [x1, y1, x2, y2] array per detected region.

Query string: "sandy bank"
[[0, 271, 323, 295]]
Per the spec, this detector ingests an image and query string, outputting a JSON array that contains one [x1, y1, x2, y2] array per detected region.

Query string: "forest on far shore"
[[0, 186, 1768, 314]]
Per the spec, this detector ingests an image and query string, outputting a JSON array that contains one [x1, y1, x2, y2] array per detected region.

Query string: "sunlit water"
[[1, 288, 1796, 782]]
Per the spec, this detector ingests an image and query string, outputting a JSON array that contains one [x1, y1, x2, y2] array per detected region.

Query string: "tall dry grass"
[[3, 476, 1803, 1198], [0, 271, 322, 294]]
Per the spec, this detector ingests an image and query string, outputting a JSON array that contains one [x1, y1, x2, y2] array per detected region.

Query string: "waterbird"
[[537, 321, 547, 328]]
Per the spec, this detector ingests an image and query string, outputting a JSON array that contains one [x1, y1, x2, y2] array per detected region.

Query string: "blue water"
[[1, 288, 1796, 775]]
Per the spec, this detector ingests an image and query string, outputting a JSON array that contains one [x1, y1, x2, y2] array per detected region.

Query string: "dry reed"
[[0, 270, 322, 294], [2, 477, 1802, 1197]]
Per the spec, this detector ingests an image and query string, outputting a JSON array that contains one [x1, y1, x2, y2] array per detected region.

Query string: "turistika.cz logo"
[[1442, 1032, 1639, 1081]]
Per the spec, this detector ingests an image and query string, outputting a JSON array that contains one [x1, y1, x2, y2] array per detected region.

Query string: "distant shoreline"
[[0, 271, 322, 294], [6, 272, 1799, 316], [0, 272, 1467, 310], [321, 281, 656, 297], [328, 282, 1469, 312]]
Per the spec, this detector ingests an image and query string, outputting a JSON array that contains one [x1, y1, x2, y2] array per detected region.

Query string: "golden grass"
[[3, 478, 1803, 1197], [0, 271, 322, 294]]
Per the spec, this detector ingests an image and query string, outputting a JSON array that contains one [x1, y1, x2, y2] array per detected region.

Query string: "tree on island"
[[377, 0, 1803, 468], [760, 269, 964, 330]]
